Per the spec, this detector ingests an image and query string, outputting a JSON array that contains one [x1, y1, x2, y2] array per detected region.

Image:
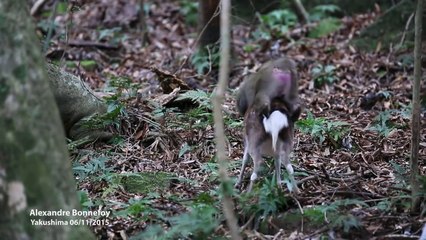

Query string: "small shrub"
[[176, 89, 211, 110], [309, 18, 342, 38], [243, 43, 260, 53], [311, 64, 337, 88], [240, 177, 289, 218], [134, 203, 219, 239], [310, 4, 342, 21], [254, 10, 297, 39], [304, 199, 366, 233], [97, 27, 127, 45], [72, 156, 113, 180], [191, 44, 220, 74], [180, 0, 198, 26], [77, 190, 94, 210], [296, 112, 349, 145], [368, 110, 396, 137], [115, 197, 165, 221]]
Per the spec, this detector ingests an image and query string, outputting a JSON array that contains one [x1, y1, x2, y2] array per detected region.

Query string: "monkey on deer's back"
[[237, 57, 301, 119], [235, 57, 301, 192]]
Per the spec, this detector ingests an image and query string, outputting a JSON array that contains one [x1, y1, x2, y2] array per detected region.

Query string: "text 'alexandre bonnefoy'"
[[29, 209, 110, 217]]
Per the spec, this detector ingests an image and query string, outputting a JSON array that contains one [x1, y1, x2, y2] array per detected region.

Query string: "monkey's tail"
[[263, 111, 289, 152]]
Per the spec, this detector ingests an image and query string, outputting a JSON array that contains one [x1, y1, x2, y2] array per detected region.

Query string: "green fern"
[[310, 4, 342, 21], [368, 110, 395, 137], [133, 203, 219, 239], [259, 9, 297, 37], [191, 44, 220, 74], [240, 177, 288, 218], [332, 214, 362, 233], [176, 89, 211, 109], [296, 111, 349, 144], [304, 199, 366, 232]]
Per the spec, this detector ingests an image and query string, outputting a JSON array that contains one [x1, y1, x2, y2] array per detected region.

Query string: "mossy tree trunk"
[[46, 63, 112, 142], [0, 1, 94, 239]]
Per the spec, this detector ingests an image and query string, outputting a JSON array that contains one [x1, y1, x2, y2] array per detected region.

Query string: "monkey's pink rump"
[[272, 69, 291, 83]]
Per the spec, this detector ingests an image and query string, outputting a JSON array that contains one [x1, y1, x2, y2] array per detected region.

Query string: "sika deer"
[[236, 98, 300, 193]]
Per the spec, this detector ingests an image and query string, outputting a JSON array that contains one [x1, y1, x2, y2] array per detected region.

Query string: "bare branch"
[[291, 0, 310, 24], [410, 0, 423, 213], [211, 0, 242, 239]]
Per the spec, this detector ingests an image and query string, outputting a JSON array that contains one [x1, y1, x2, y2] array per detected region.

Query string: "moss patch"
[[120, 172, 175, 194], [309, 18, 342, 38], [351, 0, 419, 51]]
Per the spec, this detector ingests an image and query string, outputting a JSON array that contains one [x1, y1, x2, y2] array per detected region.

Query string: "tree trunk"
[[291, 0, 310, 23], [46, 64, 112, 142], [138, 0, 149, 45], [0, 1, 95, 239], [198, 0, 221, 48], [410, 0, 423, 214]]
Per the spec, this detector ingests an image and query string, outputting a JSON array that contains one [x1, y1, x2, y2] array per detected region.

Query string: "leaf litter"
[[34, 0, 426, 239]]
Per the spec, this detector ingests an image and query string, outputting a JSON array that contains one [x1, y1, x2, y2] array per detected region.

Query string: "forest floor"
[[35, 0, 426, 239]]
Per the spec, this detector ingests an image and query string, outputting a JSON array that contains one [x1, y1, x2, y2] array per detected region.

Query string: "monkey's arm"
[[236, 75, 257, 115], [253, 92, 272, 117]]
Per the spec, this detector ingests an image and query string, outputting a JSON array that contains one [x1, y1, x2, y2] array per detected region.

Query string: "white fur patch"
[[250, 173, 258, 181], [285, 163, 294, 175], [263, 111, 288, 151], [420, 224, 426, 240]]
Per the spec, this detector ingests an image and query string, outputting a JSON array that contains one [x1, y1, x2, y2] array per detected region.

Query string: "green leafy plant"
[[115, 197, 165, 222], [258, 10, 297, 38], [176, 89, 211, 109], [368, 105, 411, 137], [390, 161, 409, 187], [309, 18, 342, 38], [107, 75, 140, 96], [175, 89, 239, 129], [102, 76, 136, 127], [97, 27, 127, 45], [310, 4, 342, 21], [36, 19, 59, 38], [191, 44, 220, 74], [180, 0, 198, 26], [175, 89, 215, 128], [178, 142, 192, 157], [72, 156, 113, 180], [82, 95, 124, 131], [311, 64, 337, 87], [368, 110, 396, 137], [201, 160, 241, 183], [375, 199, 392, 212], [257, 177, 289, 217], [296, 112, 349, 145], [251, 27, 273, 41], [243, 43, 260, 53], [80, 60, 97, 71], [304, 199, 366, 233], [224, 117, 243, 129], [332, 214, 362, 233], [394, 103, 412, 120], [134, 203, 219, 239], [240, 177, 289, 218], [416, 175, 426, 216], [85, 75, 139, 130], [78, 190, 94, 210]]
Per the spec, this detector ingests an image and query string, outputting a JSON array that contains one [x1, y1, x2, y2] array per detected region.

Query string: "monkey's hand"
[[253, 100, 271, 118], [290, 104, 302, 122]]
